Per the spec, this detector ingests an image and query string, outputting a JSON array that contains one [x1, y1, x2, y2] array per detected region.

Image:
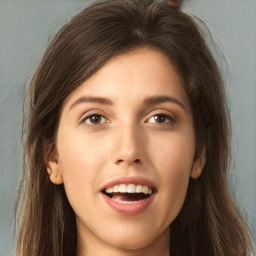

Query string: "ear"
[[190, 146, 207, 179], [44, 144, 63, 185]]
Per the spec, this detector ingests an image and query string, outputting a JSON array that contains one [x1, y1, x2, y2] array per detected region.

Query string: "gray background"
[[0, 0, 255, 255]]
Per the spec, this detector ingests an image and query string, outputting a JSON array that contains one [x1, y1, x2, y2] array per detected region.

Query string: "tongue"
[[112, 193, 147, 201]]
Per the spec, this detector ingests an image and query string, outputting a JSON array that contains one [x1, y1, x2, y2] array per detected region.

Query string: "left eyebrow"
[[69, 96, 114, 111], [143, 95, 187, 111]]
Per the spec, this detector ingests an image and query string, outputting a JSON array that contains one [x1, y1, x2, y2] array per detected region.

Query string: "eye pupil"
[[154, 115, 166, 123], [90, 115, 101, 124]]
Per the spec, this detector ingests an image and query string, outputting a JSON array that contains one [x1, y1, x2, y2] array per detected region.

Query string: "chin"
[[109, 235, 155, 250], [104, 227, 168, 251]]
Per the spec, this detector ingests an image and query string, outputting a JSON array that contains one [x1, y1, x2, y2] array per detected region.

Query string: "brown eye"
[[154, 114, 168, 123], [84, 114, 107, 125], [148, 114, 175, 124]]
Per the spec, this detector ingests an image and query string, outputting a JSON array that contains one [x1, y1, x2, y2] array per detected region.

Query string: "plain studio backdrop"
[[0, 0, 255, 255]]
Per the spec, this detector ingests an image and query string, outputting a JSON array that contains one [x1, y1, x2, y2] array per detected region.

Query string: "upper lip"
[[100, 176, 157, 192]]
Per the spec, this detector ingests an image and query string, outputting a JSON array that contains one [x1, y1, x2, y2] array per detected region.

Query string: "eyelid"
[[145, 111, 176, 124], [79, 110, 109, 125], [79, 109, 176, 126]]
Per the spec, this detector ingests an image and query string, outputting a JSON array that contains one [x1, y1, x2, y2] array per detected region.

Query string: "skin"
[[46, 47, 206, 256]]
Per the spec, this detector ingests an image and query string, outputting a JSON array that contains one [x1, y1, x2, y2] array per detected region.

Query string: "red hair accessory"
[[168, 0, 183, 7]]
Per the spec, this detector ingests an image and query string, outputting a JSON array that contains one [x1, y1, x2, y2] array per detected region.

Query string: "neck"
[[77, 227, 170, 256]]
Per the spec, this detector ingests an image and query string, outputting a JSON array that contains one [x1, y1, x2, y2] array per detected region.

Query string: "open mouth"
[[102, 184, 155, 202], [101, 182, 156, 215]]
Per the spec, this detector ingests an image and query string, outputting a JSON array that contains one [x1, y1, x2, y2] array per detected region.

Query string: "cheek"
[[152, 131, 195, 174], [56, 132, 107, 204], [57, 129, 105, 174], [151, 132, 195, 214]]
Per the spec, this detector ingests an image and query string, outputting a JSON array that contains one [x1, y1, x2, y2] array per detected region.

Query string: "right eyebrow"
[[69, 96, 113, 112], [143, 95, 187, 112]]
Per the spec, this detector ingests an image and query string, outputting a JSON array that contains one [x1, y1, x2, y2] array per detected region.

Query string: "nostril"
[[115, 158, 142, 165], [116, 159, 123, 165]]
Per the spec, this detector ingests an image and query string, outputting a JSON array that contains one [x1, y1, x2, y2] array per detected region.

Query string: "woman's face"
[[47, 47, 205, 254]]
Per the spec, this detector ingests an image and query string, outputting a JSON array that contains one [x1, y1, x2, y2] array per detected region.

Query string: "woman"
[[16, 0, 253, 255]]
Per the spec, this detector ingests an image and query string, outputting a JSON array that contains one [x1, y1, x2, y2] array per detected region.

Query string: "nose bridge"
[[112, 120, 143, 166]]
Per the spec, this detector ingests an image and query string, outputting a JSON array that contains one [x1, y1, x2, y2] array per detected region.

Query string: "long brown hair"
[[16, 0, 253, 255]]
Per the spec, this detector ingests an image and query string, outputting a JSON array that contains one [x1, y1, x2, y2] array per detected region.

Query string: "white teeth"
[[136, 185, 142, 193], [105, 187, 113, 193], [142, 186, 148, 194], [105, 184, 153, 195], [127, 184, 136, 193], [113, 185, 119, 192], [119, 184, 127, 193]]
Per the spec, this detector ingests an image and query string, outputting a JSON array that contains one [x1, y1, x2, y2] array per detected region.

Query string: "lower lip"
[[102, 193, 155, 216]]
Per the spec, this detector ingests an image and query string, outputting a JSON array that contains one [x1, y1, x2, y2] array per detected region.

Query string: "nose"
[[111, 124, 144, 167]]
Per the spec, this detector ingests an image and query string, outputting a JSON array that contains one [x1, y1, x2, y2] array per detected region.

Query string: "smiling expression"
[[46, 47, 206, 255]]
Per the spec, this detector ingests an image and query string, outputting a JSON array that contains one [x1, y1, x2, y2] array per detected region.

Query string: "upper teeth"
[[105, 184, 152, 195]]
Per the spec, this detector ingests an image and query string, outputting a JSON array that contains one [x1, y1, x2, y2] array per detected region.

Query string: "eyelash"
[[147, 113, 175, 124], [80, 113, 108, 125], [80, 112, 175, 126]]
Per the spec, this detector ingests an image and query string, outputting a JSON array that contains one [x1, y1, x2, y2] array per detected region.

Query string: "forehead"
[[62, 47, 191, 111]]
